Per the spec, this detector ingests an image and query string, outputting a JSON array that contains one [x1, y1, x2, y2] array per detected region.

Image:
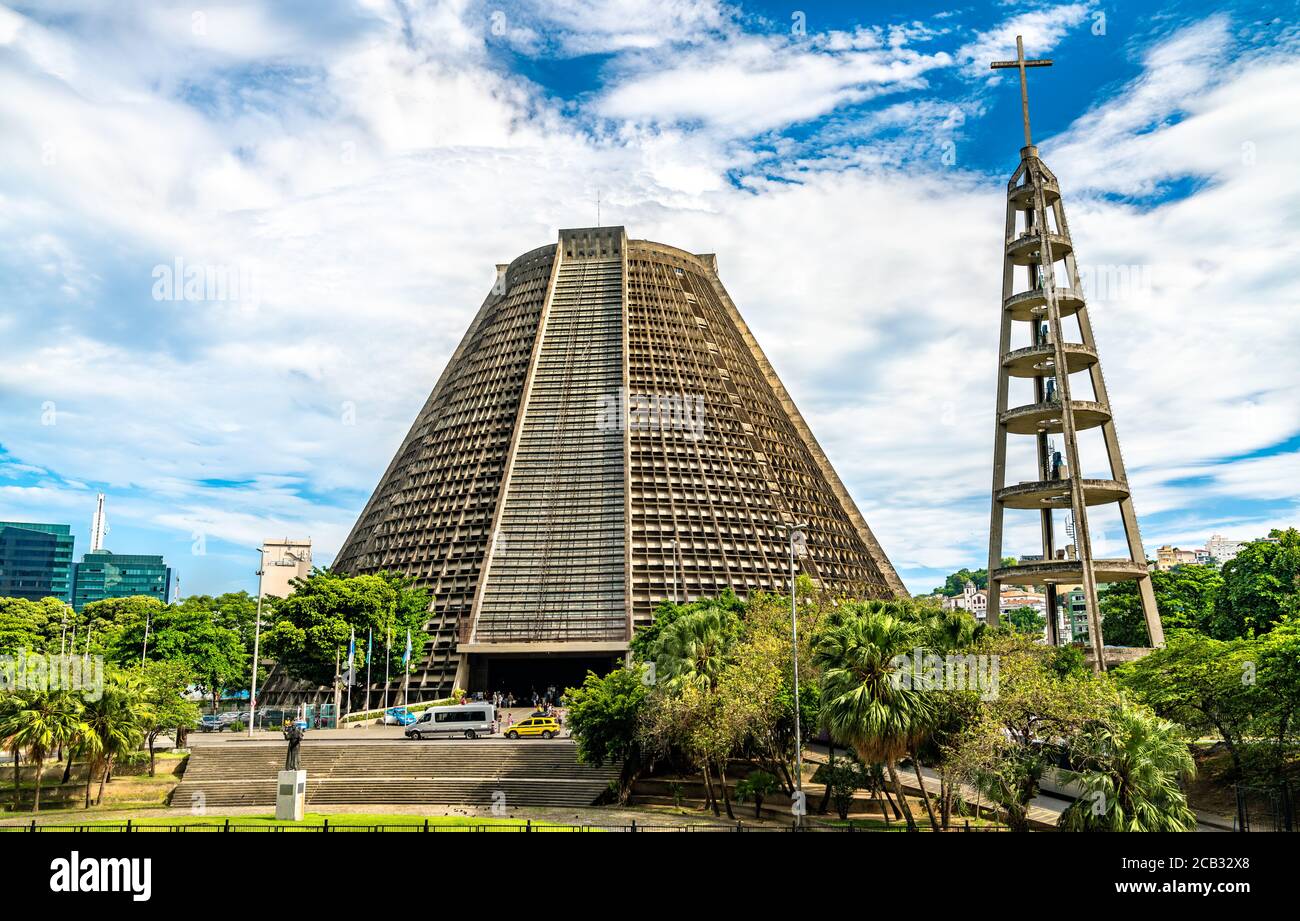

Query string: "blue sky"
[[1, 0, 1297, 597]]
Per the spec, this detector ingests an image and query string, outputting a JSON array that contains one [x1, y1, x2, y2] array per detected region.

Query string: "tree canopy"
[[262, 569, 430, 686], [1216, 528, 1300, 637]]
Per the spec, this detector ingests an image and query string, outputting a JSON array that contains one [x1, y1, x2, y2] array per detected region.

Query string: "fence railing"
[[1235, 784, 1296, 832]]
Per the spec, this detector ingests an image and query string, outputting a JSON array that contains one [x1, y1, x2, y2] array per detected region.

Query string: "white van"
[[404, 702, 496, 740]]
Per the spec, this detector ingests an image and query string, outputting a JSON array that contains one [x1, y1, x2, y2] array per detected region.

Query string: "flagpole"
[[402, 628, 411, 707], [332, 646, 340, 730], [365, 628, 372, 715], [383, 627, 391, 712], [343, 627, 355, 720]]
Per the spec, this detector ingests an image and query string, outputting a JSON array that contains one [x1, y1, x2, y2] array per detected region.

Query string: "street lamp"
[[785, 522, 809, 827], [141, 609, 152, 666], [248, 547, 271, 738]]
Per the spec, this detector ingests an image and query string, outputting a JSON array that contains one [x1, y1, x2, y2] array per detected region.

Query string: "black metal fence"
[[0, 817, 1009, 833], [1235, 784, 1296, 832]]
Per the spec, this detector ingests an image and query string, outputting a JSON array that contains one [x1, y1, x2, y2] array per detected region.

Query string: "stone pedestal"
[[276, 769, 306, 821]]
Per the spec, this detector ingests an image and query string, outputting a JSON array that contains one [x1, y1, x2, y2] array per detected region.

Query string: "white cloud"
[[0, 2, 1295, 596], [509, 0, 737, 55], [954, 2, 1095, 75], [595, 31, 952, 141]]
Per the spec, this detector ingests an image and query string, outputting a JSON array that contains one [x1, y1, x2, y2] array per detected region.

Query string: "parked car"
[[504, 716, 561, 740], [198, 714, 229, 732], [383, 707, 416, 726]]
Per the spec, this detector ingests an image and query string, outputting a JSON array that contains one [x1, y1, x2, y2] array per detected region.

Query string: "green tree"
[[0, 688, 84, 812], [905, 605, 986, 829], [263, 570, 428, 690], [0, 597, 72, 653], [813, 611, 933, 831], [930, 558, 1016, 596], [174, 593, 260, 650], [733, 770, 780, 819], [1007, 606, 1046, 634], [705, 634, 786, 818], [1216, 529, 1300, 637], [1100, 564, 1224, 643], [1248, 619, 1300, 804], [77, 596, 167, 657], [372, 570, 434, 677], [1114, 633, 1256, 785], [631, 590, 746, 662], [951, 635, 1117, 832], [133, 661, 201, 775], [649, 608, 742, 693], [80, 672, 151, 807], [564, 666, 649, 802], [1057, 702, 1197, 832], [105, 602, 248, 715], [811, 756, 867, 821]]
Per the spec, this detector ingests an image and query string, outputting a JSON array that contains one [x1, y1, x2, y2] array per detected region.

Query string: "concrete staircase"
[[172, 740, 619, 809]]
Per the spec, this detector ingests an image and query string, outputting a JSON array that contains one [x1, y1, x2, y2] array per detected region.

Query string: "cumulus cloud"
[[0, 1, 1295, 596]]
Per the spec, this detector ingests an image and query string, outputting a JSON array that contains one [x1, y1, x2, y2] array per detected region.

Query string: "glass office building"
[[0, 521, 75, 602], [72, 550, 172, 610]]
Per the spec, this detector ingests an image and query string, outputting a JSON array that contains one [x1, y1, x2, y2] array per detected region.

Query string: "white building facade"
[[260, 538, 312, 599]]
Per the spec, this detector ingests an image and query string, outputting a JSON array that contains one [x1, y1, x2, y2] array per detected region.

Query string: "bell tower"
[[985, 37, 1164, 666]]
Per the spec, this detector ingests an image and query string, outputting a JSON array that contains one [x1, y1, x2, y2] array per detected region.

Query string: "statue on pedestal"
[[282, 723, 304, 772]]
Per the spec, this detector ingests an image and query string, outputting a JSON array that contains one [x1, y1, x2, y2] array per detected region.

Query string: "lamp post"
[[786, 522, 809, 828], [141, 610, 152, 666], [248, 547, 270, 738]]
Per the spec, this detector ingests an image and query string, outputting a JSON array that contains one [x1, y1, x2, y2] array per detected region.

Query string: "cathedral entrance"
[[469, 653, 623, 702]]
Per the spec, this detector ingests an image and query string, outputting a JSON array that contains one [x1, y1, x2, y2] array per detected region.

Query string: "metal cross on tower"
[[985, 37, 1164, 670], [990, 35, 1053, 148]]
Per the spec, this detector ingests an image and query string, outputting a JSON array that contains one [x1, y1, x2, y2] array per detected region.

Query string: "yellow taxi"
[[505, 717, 562, 739]]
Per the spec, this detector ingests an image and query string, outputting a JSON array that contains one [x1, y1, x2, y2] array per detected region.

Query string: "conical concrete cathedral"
[[335, 226, 904, 697]]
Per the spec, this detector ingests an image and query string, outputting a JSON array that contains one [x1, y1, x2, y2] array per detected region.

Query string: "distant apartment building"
[[259, 538, 312, 599], [943, 583, 1046, 624], [0, 521, 75, 603], [1155, 545, 1200, 571], [72, 550, 171, 610], [1061, 587, 1088, 644], [1205, 534, 1247, 565], [999, 588, 1047, 616]]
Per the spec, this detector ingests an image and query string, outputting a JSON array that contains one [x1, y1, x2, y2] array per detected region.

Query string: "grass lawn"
[[17, 812, 583, 830]]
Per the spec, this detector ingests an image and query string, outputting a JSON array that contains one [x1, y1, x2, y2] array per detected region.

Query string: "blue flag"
[[402, 629, 412, 669], [366, 629, 372, 666]]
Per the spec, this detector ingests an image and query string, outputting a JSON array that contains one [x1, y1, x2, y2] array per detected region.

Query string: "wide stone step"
[[175, 741, 619, 809], [174, 780, 609, 808]]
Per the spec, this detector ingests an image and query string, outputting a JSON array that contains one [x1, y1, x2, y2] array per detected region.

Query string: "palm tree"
[[1, 693, 22, 809], [814, 612, 935, 831], [651, 609, 737, 693], [912, 605, 985, 829], [1058, 702, 1198, 832], [927, 608, 986, 652], [80, 674, 152, 808], [647, 609, 741, 816], [0, 690, 85, 812]]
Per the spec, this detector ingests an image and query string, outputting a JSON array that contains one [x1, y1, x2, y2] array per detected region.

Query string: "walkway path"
[[803, 744, 1227, 831]]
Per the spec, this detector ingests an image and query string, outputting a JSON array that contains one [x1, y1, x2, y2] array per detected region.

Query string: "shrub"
[[734, 770, 780, 818]]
